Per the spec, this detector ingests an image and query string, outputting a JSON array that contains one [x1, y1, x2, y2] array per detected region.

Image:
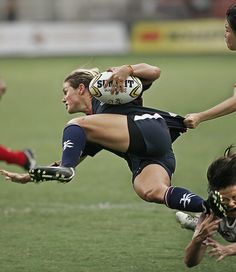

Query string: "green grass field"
[[0, 55, 236, 272]]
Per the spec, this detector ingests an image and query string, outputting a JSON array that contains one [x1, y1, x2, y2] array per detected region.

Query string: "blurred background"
[[0, 0, 236, 56], [1, 2, 236, 272], [0, 0, 232, 21]]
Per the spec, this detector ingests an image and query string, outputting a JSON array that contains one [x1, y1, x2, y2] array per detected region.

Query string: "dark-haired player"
[[178, 146, 236, 266]]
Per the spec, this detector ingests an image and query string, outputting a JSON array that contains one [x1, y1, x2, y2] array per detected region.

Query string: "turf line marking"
[[1, 202, 157, 215]]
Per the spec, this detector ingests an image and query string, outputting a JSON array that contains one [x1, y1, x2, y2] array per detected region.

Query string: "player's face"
[[62, 82, 83, 114], [224, 20, 236, 50], [219, 185, 236, 218]]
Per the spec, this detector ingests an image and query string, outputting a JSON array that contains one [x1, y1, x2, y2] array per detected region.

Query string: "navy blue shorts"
[[126, 113, 176, 181], [82, 113, 176, 182]]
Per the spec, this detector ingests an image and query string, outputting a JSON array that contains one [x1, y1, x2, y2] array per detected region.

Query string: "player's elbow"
[[184, 260, 195, 268], [152, 67, 161, 80], [184, 256, 199, 268]]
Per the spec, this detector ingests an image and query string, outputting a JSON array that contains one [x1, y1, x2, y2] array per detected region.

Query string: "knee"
[[136, 187, 165, 204], [66, 117, 98, 142], [145, 188, 165, 204], [67, 117, 86, 127], [66, 118, 91, 135]]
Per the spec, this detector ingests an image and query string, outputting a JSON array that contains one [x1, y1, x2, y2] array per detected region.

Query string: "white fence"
[[0, 22, 129, 56]]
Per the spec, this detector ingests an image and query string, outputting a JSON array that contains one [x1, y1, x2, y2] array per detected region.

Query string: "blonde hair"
[[64, 67, 100, 89]]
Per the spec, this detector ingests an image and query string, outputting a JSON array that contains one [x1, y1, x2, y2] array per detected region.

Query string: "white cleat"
[[175, 211, 199, 231]]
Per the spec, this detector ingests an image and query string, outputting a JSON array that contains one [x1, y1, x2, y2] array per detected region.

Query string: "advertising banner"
[[131, 19, 228, 54], [0, 22, 129, 56]]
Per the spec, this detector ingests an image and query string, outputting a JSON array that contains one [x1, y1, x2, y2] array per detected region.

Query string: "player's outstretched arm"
[[107, 63, 161, 82], [184, 85, 236, 129], [0, 169, 32, 184], [184, 213, 221, 267], [105, 63, 161, 93]]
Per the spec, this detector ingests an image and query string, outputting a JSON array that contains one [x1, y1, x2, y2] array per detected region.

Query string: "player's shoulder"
[[219, 217, 236, 242]]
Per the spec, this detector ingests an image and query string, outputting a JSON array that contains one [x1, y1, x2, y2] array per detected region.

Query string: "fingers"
[[0, 169, 5, 175], [206, 237, 216, 243], [198, 214, 221, 239], [184, 117, 195, 129], [114, 78, 124, 93], [0, 169, 31, 184], [207, 238, 228, 262], [206, 240, 219, 247], [184, 113, 200, 129], [209, 249, 220, 259], [104, 66, 129, 94], [0, 169, 11, 179], [0, 171, 17, 182], [216, 255, 225, 262], [203, 213, 221, 226], [50, 161, 61, 166], [104, 75, 125, 94], [0, 169, 16, 178], [106, 66, 118, 73], [208, 247, 226, 261]]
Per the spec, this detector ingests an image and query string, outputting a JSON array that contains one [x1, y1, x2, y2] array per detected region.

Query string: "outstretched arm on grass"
[[184, 213, 221, 267], [0, 169, 31, 184]]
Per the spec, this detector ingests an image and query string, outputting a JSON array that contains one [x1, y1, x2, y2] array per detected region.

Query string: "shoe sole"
[[29, 166, 75, 183]]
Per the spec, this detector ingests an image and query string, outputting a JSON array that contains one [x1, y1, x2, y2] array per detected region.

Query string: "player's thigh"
[[68, 114, 129, 151], [133, 164, 171, 203]]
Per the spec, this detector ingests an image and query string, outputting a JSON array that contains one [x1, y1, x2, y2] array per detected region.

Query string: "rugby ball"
[[89, 71, 142, 104]]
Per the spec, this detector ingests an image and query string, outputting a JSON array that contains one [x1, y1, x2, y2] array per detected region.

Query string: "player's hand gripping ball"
[[89, 71, 142, 104]]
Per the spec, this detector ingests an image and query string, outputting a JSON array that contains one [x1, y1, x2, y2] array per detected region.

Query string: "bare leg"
[[133, 164, 207, 213], [68, 114, 130, 152], [133, 164, 170, 204]]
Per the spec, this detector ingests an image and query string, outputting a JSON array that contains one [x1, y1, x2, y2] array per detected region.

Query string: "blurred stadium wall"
[[0, 0, 235, 56]]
